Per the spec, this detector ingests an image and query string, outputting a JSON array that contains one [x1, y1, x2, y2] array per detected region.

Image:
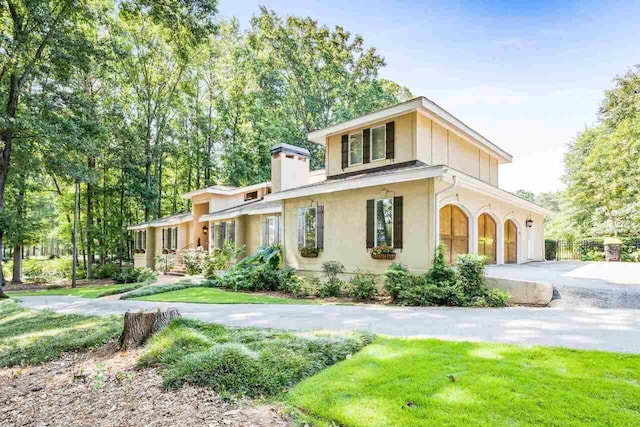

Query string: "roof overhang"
[[182, 182, 271, 200], [200, 202, 282, 222], [265, 165, 446, 201], [307, 96, 513, 164], [441, 170, 554, 217], [126, 213, 193, 231]]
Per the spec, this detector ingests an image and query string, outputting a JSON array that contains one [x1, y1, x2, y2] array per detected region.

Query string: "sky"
[[217, 0, 640, 193]]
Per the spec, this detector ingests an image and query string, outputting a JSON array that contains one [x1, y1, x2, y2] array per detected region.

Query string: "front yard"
[[288, 338, 640, 426], [133, 286, 315, 304], [2, 298, 640, 426], [6, 283, 143, 299]]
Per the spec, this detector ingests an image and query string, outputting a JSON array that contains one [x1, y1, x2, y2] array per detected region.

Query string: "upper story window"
[[348, 132, 363, 166], [371, 125, 386, 161], [375, 198, 393, 247], [244, 190, 258, 201]]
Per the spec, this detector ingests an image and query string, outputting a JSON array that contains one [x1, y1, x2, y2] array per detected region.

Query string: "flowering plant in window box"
[[300, 247, 320, 258], [370, 245, 396, 260]]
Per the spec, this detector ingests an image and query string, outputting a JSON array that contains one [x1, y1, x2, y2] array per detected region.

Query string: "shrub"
[[246, 263, 280, 291], [455, 254, 488, 299], [347, 271, 378, 301], [182, 249, 206, 275], [122, 280, 203, 299], [545, 239, 557, 261], [202, 242, 244, 279], [113, 268, 156, 284], [279, 275, 320, 298], [383, 263, 411, 302], [217, 268, 252, 291], [484, 288, 510, 307], [320, 261, 345, 298], [622, 249, 640, 262], [92, 263, 120, 279]]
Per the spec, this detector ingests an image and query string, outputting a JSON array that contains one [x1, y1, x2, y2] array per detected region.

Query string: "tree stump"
[[119, 308, 180, 350]]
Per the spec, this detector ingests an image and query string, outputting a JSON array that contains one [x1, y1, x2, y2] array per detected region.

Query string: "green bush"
[[320, 261, 345, 298], [347, 271, 378, 301], [246, 263, 280, 291], [92, 263, 120, 279], [622, 249, 640, 262], [182, 249, 206, 275], [381, 247, 509, 308], [202, 242, 245, 279], [454, 254, 488, 299], [383, 263, 411, 302], [545, 239, 557, 261], [113, 268, 156, 284], [580, 249, 605, 261], [280, 275, 320, 298]]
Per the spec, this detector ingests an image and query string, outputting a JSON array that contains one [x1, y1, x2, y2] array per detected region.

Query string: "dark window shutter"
[[393, 196, 403, 249], [261, 216, 268, 245], [386, 121, 395, 159], [341, 134, 348, 169], [297, 208, 304, 249], [229, 221, 236, 244], [362, 128, 371, 164], [366, 199, 375, 249], [317, 205, 324, 250]]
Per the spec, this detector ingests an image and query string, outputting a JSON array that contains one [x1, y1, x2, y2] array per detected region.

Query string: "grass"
[[7, 283, 143, 299], [139, 317, 374, 397], [0, 299, 121, 367], [133, 286, 314, 304], [287, 337, 640, 426]]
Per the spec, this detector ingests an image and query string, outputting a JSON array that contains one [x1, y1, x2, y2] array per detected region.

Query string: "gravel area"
[[0, 344, 291, 427]]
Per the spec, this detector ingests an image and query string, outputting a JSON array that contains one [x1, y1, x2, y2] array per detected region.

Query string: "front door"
[[477, 213, 497, 264]]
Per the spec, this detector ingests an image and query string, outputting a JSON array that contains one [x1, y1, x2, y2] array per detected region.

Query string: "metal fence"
[[545, 237, 640, 261]]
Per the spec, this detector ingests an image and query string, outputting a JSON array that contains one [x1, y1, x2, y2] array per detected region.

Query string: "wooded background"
[[1, 0, 639, 285]]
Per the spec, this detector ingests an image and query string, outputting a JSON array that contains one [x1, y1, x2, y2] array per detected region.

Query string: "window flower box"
[[370, 245, 396, 260], [300, 247, 320, 258]]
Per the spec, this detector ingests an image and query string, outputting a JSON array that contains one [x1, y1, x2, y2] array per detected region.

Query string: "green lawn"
[[7, 283, 141, 299], [0, 299, 121, 367], [287, 337, 640, 426], [133, 286, 313, 304]]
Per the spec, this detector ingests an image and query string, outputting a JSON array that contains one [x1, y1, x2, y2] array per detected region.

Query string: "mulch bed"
[[0, 343, 291, 427]]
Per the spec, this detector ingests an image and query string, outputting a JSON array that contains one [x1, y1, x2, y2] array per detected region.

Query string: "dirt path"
[[0, 344, 290, 427]]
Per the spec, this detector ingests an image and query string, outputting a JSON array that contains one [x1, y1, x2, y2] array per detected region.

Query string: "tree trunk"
[[119, 308, 181, 350], [11, 245, 22, 284], [72, 179, 80, 288], [86, 157, 94, 279]]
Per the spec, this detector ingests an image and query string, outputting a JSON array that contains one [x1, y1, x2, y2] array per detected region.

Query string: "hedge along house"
[[128, 96, 552, 274]]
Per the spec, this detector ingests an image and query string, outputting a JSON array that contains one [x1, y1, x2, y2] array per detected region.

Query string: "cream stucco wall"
[[324, 111, 501, 186], [272, 152, 309, 192], [325, 112, 417, 177], [435, 181, 544, 263], [283, 179, 435, 275]]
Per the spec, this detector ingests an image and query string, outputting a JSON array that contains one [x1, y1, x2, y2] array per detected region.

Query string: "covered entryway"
[[477, 213, 497, 264], [504, 219, 518, 264], [439, 204, 469, 264]]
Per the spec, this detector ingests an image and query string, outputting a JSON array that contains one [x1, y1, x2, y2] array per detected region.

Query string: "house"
[[128, 97, 553, 274]]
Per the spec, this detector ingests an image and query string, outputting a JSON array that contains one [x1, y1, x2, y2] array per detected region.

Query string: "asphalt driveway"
[[486, 261, 640, 309], [15, 295, 640, 354]]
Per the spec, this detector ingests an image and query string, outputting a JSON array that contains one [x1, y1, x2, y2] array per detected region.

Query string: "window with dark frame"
[[244, 190, 258, 201]]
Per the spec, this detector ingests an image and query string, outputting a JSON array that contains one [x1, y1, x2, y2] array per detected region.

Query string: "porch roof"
[[181, 181, 271, 200], [127, 212, 193, 231], [199, 199, 282, 222]]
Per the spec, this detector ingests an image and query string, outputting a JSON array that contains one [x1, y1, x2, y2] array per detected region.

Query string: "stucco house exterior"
[[128, 97, 552, 275]]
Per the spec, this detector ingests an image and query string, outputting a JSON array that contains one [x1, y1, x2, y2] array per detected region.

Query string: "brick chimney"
[[270, 143, 310, 193]]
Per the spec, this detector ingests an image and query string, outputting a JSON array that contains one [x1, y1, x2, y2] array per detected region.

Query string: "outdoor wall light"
[[202, 225, 208, 235], [525, 219, 534, 228]]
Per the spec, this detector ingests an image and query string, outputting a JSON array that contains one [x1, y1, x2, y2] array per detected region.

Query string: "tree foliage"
[[0, 2, 411, 284]]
